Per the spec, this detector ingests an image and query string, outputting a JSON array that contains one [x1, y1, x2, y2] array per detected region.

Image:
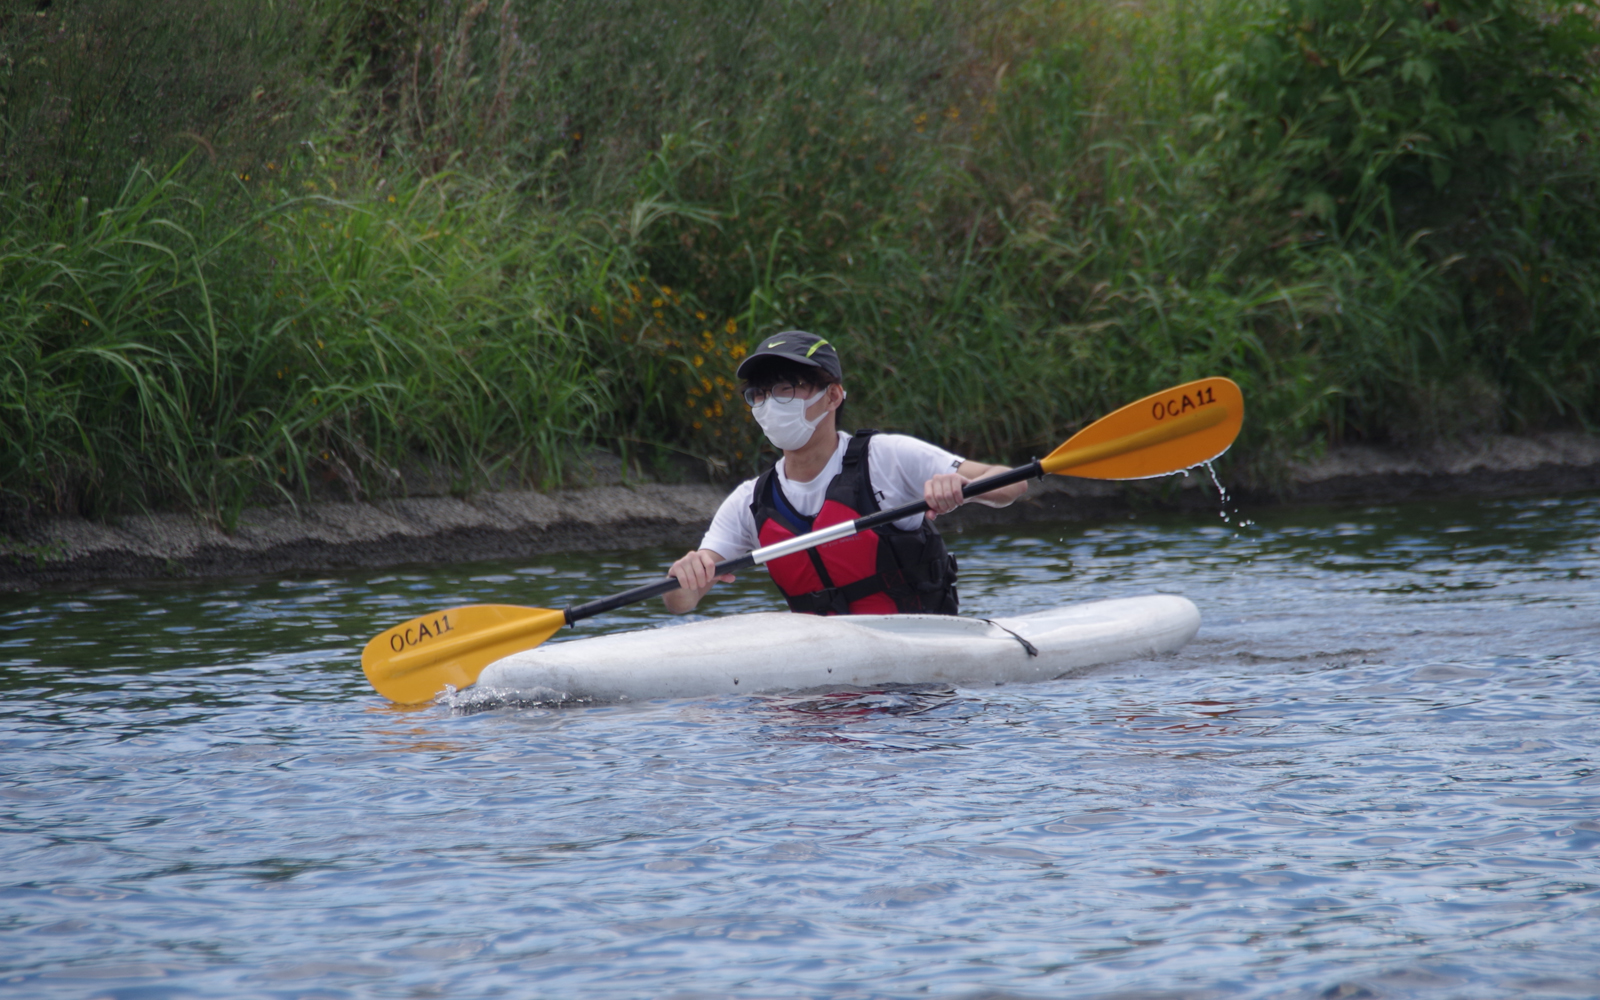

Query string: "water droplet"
[[1200, 461, 1241, 526]]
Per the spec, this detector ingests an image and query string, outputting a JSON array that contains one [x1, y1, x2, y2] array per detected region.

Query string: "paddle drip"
[[1200, 461, 1253, 530]]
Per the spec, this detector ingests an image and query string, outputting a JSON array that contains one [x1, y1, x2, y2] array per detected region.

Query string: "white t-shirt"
[[699, 431, 966, 559]]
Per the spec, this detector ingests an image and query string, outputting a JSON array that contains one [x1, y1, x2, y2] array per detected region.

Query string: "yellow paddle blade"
[[1042, 377, 1244, 480], [361, 605, 567, 704]]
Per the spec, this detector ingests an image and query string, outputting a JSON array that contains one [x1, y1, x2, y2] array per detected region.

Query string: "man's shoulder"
[[718, 476, 760, 506], [859, 431, 958, 459], [859, 430, 928, 446]]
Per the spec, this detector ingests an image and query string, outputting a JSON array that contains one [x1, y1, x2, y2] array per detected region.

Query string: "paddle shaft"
[[561, 460, 1044, 625], [561, 403, 1231, 624]]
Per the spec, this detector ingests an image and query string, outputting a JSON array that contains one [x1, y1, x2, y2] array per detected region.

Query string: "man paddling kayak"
[[362, 372, 1238, 703], [665, 332, 1027, 615]]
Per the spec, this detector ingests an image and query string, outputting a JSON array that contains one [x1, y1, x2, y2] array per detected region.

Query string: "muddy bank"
[[4, 432, 1598, 591]]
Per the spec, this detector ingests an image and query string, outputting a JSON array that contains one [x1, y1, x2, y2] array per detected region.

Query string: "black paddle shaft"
[[561, 459, 1046, 625]]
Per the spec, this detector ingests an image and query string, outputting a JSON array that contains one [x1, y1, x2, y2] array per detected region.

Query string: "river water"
[[2, 492, 1598, 999]]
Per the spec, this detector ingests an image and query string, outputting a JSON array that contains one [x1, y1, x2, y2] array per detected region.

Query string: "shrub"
[[1198, 0, 1600, 232], [0, 0, 328, 211]]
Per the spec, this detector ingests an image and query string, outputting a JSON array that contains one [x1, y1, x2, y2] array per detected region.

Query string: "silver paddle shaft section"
[[749, 521, 858, 564], [746, 461, 1045, 566]]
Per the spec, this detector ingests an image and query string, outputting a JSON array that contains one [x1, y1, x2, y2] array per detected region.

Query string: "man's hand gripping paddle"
[[362, 377, 1244, 703]]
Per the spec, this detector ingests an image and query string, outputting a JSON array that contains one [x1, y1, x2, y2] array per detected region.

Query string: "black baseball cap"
[[734, 330, 843, 382]]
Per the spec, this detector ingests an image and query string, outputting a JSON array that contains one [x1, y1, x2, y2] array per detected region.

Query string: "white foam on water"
[[439, 682, 587, 715]]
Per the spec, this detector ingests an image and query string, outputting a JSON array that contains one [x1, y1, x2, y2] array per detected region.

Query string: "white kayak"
[[474, 595, 1200, 702]]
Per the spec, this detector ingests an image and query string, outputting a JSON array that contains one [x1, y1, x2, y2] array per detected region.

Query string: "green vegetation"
[[3, 0, 1598, 523]]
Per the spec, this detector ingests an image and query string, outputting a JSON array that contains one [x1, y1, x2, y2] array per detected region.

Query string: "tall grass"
[[0, 0, 327, 208], [0, 158, 623, 524], [2, 0, 1597, 522]]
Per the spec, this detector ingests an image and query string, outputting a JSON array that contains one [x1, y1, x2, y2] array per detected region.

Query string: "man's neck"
[[780, 419, 840, 483]]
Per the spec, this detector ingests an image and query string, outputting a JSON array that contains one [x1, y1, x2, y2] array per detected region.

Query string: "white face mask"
[[751, 388, 843, 451]]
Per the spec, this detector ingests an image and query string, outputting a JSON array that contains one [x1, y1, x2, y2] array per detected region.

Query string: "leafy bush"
[[1198, 0, 1600, 231], [0, 0, 327, 209]]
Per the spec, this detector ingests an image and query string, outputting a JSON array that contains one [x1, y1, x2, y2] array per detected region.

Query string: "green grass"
[[2, 0, 1598, 522], [0, 160, 623, 524]]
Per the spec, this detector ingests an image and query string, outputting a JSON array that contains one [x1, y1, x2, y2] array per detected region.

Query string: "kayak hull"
[[476, 595, 1200, 702]]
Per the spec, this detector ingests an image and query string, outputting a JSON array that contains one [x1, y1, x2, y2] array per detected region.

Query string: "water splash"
[[439, 683, 588, 715]]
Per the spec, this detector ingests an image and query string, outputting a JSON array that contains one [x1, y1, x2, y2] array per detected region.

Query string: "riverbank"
[[4, 432, 1595, 591]]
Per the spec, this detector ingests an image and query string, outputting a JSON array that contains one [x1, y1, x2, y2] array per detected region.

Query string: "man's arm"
[[924, 461, 1028, 519], [664, 549, 733, 614], [666, 479, 760, 613]]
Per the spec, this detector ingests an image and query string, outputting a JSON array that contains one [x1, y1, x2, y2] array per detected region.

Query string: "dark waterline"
[[2, 494, 1598, 999]]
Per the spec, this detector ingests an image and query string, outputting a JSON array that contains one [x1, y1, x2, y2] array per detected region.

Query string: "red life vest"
[[749, 430, 959, 616]]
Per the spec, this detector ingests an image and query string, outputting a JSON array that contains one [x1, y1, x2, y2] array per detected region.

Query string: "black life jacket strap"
[[840, 429, 879, 514]]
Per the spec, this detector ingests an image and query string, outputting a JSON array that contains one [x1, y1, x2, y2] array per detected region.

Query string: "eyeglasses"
[[741, 383, 820, 407]]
